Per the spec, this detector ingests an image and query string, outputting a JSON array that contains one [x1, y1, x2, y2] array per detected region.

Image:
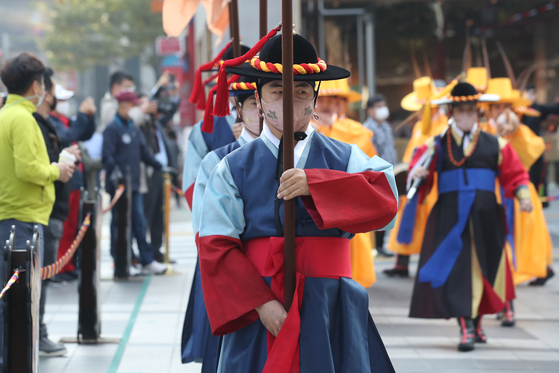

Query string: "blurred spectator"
[[33, 68, 82, 357], [48, 84, 97, 282], [0, 53, 75, 368], [138, 73, 181, 262], [364, 94, 397, 258], [100, 71, 157, 132], [102, 91, 167, 275]]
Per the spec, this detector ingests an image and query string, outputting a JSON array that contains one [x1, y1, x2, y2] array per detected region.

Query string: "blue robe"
[[181, 131, 252, 372], [198, 129, 398, 373]]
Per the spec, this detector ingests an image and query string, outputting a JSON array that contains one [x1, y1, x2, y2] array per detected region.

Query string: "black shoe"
[[473, 316, 487, 343], [382, 267, 409, 278], [501, 301, 515, 327], [50, 272, 77, 283], [529, 268, 555, 286], [457, 317, 476, 352], [154, 256, 177, 264], [376, 248, 395, 258]]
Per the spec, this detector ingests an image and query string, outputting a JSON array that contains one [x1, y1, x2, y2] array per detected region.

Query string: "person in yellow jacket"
[[0, 53, 75, 364], [313, 78, 378, 288], [481, 78, 553, 289]]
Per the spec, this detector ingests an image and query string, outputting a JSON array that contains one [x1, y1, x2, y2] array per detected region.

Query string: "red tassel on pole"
[[189, 40, 234, 109], [202, 74, 240, 133], [195, 72, 220, 111], [202, 87, 217, 133], [213, 24, 283, 117]]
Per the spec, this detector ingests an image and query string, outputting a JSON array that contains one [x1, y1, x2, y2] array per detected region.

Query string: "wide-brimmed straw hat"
[[318, 78, 361, 103]]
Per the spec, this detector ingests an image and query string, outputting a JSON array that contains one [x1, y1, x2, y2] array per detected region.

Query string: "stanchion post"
[[114, 168, 132, 279], [4, 226, 41, 373], [77, 191, 102, 342], [164, 173, 171, 264]]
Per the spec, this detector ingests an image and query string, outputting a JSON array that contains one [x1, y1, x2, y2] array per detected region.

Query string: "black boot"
[[375, 231, 394, 258], [457, 317, 476, 352], [473, 316, 487, 343], [382, 255, 409, 277], [501, 300, 515, 327], [529, 267, 555, 286]]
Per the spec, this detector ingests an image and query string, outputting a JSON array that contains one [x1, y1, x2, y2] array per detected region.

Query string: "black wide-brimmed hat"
[[431, 82, 500, 105], [226, 34, 350, 81]]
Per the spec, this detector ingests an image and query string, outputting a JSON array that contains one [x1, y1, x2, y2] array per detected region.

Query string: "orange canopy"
[[163, 0, 229, 41]]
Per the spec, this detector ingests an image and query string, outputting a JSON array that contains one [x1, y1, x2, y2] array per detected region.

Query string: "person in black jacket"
[[34, 68, 79, 357], [138, 83, 180, 262], [102, 91, 168, 275]]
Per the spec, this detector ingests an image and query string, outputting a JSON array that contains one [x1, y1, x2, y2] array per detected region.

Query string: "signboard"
[[156, 36, 181, 56]]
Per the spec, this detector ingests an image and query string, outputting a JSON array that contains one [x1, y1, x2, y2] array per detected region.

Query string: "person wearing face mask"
[[407, 82, 532, 352], [313, 79, 378, 288], [33, 68, 84, 357], [181, 44, 251, 210], [196, 30, 398, 373], [0, 53, 76, 367], [99, 71, 158, 133], [45, 79, 97, 281], [180, 77, 261, 372], [363, 95, 398, 259], [102, 91, 168, 276]]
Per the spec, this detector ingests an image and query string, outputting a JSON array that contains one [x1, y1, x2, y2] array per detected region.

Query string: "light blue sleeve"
[[198, 158, 246, 240], [346, 144, 399, 231], [182, 120, 209, 194], [192, 151, 221, 235]]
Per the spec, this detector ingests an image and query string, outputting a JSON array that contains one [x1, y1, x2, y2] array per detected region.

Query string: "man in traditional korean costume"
[[198, 28, 398, 373], [181, 44, 251, 207], [408, 82, 532, 352], [181, 77, 261, 372]]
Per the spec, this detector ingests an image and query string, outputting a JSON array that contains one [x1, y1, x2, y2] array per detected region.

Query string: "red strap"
[[244, 237, 351, 373]]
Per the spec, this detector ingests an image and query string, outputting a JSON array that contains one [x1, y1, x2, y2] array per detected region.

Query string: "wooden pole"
[[260, 0, 268, 38], [259, 0, 267, 134], [282, 0, 296, 311], [229, 0, 241, 58]]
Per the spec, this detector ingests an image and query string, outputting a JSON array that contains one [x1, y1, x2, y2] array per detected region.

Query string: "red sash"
[[243, 237, 351, 373]]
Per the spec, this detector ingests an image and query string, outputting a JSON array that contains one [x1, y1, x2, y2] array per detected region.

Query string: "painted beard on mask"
[[260, 97, 315, 133], [241, 107, 261, 136]]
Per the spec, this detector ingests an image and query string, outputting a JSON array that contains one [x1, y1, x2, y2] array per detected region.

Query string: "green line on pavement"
[[107, 275, 152, 373]]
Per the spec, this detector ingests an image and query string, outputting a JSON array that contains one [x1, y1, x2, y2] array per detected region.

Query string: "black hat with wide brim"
[[431, 82, 500, 105], [226, 34, 350, 81]]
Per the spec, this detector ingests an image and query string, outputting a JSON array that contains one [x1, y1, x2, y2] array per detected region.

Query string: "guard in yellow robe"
[[313, 78, 378, 288], [480, 77, 553, 326]]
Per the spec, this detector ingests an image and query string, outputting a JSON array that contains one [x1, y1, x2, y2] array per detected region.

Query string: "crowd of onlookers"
[[0, 53, 182, 361]]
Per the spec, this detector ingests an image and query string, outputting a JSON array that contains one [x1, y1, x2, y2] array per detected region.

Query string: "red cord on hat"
[[213, 24, 283, 118], [202, 74, 240, 133], [190, 40, 233, 109], [194, 72, 220, 111]]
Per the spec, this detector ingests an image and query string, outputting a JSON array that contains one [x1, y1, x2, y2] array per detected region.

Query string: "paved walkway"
[[39, 191, 559, 373]]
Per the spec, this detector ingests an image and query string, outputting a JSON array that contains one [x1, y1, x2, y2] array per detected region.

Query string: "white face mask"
[[1, 83, 46, 111], [56, 101, 71, 117], [315, 112, 337, 127], [375, 106, 389, 121]]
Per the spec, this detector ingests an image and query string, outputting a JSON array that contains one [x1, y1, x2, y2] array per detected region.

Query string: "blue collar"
[[114, 114, 134, 133]]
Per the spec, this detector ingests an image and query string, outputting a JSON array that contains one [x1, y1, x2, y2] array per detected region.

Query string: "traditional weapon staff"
[[229, 0, 241, 57], [281, 0, 296, 311]]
